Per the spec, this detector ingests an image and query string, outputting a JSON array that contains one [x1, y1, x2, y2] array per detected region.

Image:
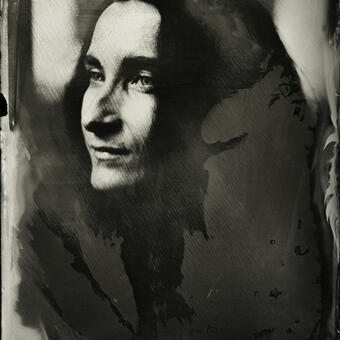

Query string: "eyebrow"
[[120, 56, 158, 73], [84, 54, 103, 70], [84, 54, 158, 72]]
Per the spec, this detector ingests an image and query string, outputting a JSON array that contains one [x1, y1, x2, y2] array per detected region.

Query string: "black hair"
[[18, 1, 294, 338]]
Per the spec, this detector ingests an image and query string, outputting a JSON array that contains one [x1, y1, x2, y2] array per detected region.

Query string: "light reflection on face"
[[81, 1, 161, 191]]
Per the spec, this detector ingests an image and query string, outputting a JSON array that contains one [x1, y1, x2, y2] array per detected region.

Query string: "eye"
[[128, 72, 154, 93], [87, 68, 105, 83]]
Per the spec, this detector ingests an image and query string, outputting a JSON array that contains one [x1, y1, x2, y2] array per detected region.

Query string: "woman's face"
[[81, 1, 161, 191]]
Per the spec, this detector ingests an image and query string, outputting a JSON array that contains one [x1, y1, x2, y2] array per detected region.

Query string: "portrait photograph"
[[1, 0, 339, 339]]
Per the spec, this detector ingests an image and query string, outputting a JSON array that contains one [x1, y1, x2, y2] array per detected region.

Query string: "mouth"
[[91, 145, 131, 161]]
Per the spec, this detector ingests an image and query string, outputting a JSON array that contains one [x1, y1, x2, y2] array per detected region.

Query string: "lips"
[[91, 145, 131, 161]]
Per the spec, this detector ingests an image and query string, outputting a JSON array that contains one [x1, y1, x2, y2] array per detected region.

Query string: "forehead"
[[88, 1, 161, 60]]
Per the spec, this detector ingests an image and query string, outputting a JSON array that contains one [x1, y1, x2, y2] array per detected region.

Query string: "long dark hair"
[[18, 1, 291, 338]]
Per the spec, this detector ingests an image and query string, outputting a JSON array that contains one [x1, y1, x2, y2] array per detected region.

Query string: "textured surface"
[[2, 1, 324, 339]]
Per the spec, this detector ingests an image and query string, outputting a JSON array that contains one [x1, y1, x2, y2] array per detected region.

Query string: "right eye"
[[88, 68, 105, 83]]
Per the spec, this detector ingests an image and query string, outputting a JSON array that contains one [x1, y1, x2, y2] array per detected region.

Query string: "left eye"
[[129, 74, 154, 92], [89, 70, 105, 82]]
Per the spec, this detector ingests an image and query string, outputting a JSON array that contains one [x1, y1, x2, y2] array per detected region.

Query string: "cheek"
[[122, 93, 157, 141], [81, 87, 99, 123], [80, 90, 91, 127]]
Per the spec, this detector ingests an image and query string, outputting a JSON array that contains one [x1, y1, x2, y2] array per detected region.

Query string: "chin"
[[90, 167, 142, 191]]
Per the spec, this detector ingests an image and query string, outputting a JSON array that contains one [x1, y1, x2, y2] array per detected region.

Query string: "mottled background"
[[2, 0, 338, 339]]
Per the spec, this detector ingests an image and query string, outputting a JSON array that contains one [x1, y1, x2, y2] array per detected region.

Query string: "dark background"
[[12, 0, 321, 339]]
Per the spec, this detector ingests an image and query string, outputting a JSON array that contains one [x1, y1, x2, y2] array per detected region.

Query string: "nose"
[[85, 116, 123, 138], [82, 86, 123, 138]]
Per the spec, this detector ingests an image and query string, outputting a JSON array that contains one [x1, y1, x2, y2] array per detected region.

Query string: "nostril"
[[85, 119, 123, 137]]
